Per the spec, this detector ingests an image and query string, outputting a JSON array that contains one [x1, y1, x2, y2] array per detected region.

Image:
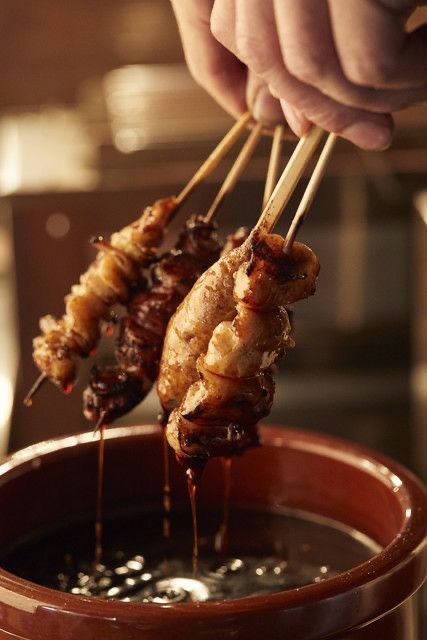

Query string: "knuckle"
[[304, 105, 350, 133], [235, 34, 275, 75], [343, 54, 397, 87], [210, 12, 228, 47], [285, 51, 327, 85], [322, 112, 350, 133]]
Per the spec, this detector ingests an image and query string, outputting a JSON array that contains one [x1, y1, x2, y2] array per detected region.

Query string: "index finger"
[[171, 0, 247, 117]]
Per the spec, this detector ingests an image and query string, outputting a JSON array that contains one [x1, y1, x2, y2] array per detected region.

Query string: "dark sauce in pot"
[[1, 507, 379, 604]]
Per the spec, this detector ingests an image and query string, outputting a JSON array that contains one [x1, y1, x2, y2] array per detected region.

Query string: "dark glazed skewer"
[[82, 216, 223, 427]]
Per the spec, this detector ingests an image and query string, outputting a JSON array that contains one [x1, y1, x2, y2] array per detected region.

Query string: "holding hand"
[[171, 0, 427, 149]]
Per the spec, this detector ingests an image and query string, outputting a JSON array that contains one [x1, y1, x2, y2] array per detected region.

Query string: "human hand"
[[171, 0, 427, 150]]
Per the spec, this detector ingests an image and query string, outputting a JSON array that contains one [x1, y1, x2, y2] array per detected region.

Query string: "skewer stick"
[[254, 126, 324, 235], [204, 122, 263, 223], [263, 125, 284, 208], [283, 133, 337, 254], [93, 412, 107, 436], [23, 373, 47, 407], [175, 112, 252, 207]]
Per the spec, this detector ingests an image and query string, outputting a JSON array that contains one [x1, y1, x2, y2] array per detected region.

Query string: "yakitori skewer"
[[83, 120, 263, 431], [156, 127, 336, 571], [160, 126, 338, 466], [26, 112, 253, 404], [157, 129, 324, 417]]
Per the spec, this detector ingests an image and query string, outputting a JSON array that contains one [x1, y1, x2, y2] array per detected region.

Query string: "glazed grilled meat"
[[157, 238, 252, 414], [160, 232, 320, 464], [82, 215, 223, 425], [32, 197, 177, 390]]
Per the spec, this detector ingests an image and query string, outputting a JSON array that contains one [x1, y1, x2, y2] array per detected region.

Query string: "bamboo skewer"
[[263, 125, 284, 208], [204, 123, 263, 223], [23, 373, 47, 407], [175, 111, 252, 207], [254, 126, 324, 235], [284, 133, 337, 254]]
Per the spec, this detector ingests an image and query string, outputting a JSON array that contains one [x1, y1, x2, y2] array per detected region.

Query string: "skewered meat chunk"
[[161, 232, 320, 463], [82, 364, 144, 424], [157, 239, 252, 414], [82, 215, 223, 425], [32, 197, 177, 390]]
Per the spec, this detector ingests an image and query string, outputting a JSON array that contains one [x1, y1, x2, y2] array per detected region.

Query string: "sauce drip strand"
[[216, 457, 232, 556], [95, 424, 106, 566], [186, 467, 200, 575], [162, 425, 171, 540]]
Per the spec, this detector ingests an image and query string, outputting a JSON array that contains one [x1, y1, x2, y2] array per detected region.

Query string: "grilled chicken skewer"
[[81, 128, 262, 426], [159, 128, 337, 466], [81, 127, 263, 427], [82, 225, 249, 427], [31, 197, 177, 393], [82, 215, 223, 426], [159, 232, 320, 466]]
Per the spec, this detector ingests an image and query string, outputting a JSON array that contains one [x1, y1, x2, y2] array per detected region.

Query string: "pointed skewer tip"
[[93, 413, 107, 437], [23, 373, 48, 407]]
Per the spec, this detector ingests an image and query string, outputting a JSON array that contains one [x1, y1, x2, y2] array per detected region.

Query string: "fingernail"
[[342, 121, 393, 151], [252, 87, 283, 125], [280, 100, 310, 137]]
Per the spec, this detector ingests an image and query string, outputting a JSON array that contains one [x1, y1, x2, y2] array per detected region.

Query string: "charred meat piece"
[[161, 232, 320, 463], [83, 215, 223, 425], [32, 197, 177, 390]]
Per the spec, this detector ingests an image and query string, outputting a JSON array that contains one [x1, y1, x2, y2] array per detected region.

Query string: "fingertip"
[[280, 100, 311, 137], [250, 87, 284, 126], [341, 118, 394, 151]]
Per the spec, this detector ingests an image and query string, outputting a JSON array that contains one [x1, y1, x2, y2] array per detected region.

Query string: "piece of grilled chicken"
[[82, 215, 225, 426], [159, 231, 320, 465], [32, 197, 177, 391]]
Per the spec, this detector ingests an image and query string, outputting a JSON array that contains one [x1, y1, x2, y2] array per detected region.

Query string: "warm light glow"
[[414, 191, 427, 226], [0, 119, 21, 194], [0, 109, 98, 194], [0, 373, 13, 440], [45, 212, 71, 239]]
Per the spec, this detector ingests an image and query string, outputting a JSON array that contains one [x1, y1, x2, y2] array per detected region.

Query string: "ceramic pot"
[[0, 425, 425, 640]]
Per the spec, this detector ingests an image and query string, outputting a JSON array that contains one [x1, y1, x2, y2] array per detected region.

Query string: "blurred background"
[[0, 0, 426, 480]]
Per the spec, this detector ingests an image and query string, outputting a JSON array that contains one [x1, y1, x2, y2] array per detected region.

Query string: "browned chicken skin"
[[157, 238, 252, 413], [82, 215, 223, 425], [159, 231, 320, 464], [32, 197, 177, 390]]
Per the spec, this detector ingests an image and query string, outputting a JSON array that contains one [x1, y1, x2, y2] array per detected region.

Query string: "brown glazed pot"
[[0, 424, 425, 640]]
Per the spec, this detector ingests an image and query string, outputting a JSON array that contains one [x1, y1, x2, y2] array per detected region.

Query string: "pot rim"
[[0, 424, 425, 620]]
